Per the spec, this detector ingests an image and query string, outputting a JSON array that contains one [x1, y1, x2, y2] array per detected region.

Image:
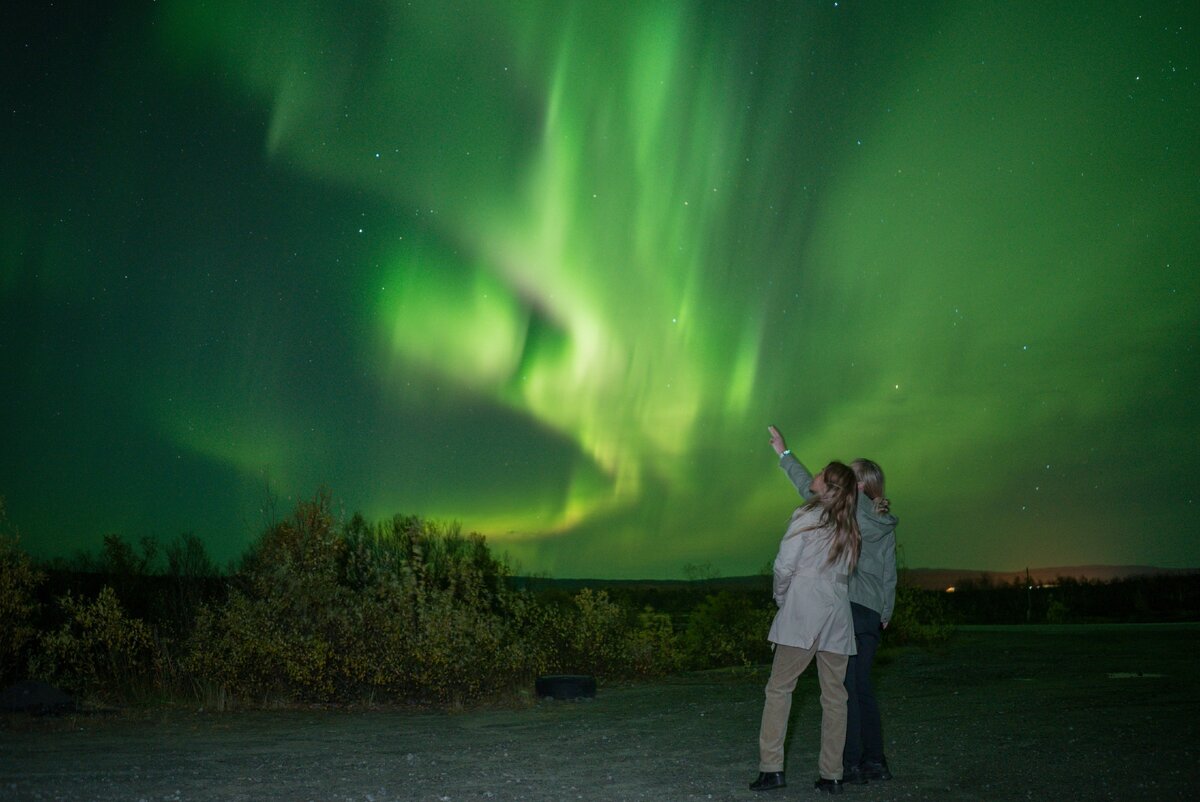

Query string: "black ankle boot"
[[749, 771, 786, 791]]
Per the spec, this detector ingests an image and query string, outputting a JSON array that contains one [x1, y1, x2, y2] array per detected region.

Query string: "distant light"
[[946, 586, 956, 593]]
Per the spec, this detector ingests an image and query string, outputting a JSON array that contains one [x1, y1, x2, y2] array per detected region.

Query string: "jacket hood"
[[858, 493, 897, 542]]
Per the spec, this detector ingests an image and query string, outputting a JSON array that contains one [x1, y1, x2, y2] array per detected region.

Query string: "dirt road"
[[2, 624, 1197, 801]]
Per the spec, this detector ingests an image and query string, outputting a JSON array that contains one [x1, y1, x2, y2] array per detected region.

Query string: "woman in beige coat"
[[750, 459, 860, 795]]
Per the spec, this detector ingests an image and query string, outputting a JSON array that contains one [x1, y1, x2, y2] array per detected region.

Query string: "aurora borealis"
[[2, 0, 1198, 578]]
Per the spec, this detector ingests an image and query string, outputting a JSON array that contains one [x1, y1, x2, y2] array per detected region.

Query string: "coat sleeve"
[[780, 453, 815, 501], [881, 530, 898, 625]]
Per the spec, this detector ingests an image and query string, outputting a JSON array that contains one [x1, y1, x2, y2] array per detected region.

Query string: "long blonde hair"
[[851, 458, 889, 515], [802, 461, 861, 570]]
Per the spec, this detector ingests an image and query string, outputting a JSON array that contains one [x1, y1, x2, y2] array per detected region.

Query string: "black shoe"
[[814, 778, 844, 794], [749, 772, 786, 791], [860, 759, 893, 781], [841, 764, 868, 785]]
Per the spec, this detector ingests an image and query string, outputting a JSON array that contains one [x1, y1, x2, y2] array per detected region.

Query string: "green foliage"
[[681, 591, 774, 668], [626, 608, 683, 676], [0, 500, 45, 685], [30, 586, 155, 700], [504, 589, 685, 680], [560, 588, 629, 676], [13, 487, 1077, 710], [1045, 597, 1070, 624], [182, 492, 540, 706], [887, 585, 952, 645], [186, 493, 365, 703]]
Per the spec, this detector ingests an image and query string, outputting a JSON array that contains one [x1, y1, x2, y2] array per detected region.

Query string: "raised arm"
[[768, 425, 816, 501]]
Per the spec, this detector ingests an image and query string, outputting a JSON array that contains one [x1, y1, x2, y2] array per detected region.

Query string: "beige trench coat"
[[766, 505, 857, 655]]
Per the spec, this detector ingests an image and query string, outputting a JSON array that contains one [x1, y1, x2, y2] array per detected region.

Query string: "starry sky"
[[2, 0, 1198, 578]]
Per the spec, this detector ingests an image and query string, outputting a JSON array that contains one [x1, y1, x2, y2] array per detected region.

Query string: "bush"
[[182, 492, 542, 706], [0, 505, 45, 685], [1045, 597, 1070, 624], [30, 586, 155, 701], [17, 487, 893, 708], [562, 588, 629, 676], [626, 608, 682, 676], [682, 591, 774, 669], [887, 585, 952, 645], [184, 494, 369, 704]]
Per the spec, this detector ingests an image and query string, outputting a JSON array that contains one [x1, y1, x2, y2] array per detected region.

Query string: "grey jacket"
[[780, 453, 899, 624]]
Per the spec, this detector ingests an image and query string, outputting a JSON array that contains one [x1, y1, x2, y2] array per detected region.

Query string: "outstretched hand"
[[768, 425, 788, 456]]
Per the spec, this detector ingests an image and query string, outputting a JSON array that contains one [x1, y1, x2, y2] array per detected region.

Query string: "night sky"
[[3, 1, 1198, 578]]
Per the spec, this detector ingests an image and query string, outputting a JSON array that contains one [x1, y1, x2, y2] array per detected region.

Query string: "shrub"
[[0, 503, 45, 685], [626, 608, 682, 676], [1045, 597, 1071, 624], [887, 585, 952, 645], [30, 586, 155, 701], [682, 591, 774, 669], [563, 588, 631, 676], [182, 492, 541, 706], [183, 494, 361, 703], [187, 590, 309, 704]]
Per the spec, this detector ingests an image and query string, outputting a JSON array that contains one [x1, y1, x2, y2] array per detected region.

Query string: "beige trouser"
[[757, 642, 849, 779]]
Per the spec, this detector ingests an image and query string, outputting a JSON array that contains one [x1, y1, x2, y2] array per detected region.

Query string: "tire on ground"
[[535, 674, 596, 700]]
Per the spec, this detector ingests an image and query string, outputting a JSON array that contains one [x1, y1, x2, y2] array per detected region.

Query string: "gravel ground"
[[1, 624, 1197, 801]]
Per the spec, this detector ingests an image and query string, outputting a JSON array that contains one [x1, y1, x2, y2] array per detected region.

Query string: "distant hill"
[[510, 574, 768, 594], [900, 565, 1200, 591], [514, 566, 1199, 593]]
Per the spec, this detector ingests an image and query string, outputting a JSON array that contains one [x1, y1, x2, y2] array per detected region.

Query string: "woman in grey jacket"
[[750, 459, 860, 795], [768, 426, 898, 785], [842, 459, 897, 783]]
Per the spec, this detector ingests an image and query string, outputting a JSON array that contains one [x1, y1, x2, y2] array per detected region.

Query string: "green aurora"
[[2, 0, 1198, 577]]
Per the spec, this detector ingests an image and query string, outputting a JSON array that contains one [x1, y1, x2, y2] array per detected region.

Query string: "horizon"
[[3, 0, 1199, 578], [13, 514, 1197, 582]]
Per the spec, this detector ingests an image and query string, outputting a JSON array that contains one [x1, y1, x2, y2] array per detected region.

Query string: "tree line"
[[13, 492, 1192, 710]]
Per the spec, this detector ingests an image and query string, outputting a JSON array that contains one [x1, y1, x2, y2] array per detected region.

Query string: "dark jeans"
[[843, 602, 885, 768]]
